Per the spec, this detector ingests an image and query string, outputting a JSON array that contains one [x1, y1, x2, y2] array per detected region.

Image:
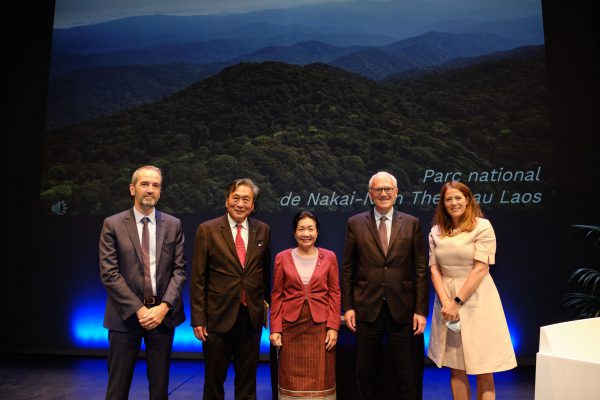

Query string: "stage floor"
[[0, 354, 535, 399]]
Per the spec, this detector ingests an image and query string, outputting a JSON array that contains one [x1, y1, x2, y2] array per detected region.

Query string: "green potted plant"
[[562, 224, 600, 318]]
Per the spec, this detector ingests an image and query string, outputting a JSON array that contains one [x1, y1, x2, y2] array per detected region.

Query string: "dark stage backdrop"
[[2, 0, 599, 364]]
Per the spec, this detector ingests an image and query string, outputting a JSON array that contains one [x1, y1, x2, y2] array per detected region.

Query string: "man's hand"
[[193, 325, 208, 342], [413, 313, 426, 335], [138, 303, 169, 330], [344, 310, 356, 333]]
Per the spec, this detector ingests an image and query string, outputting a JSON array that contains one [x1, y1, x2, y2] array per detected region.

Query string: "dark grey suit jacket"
[[190, 214, 271, 333], [341, 209, 428, 323], [99, 208, 186, 331]]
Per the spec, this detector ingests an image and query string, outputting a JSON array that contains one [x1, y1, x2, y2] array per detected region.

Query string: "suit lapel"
[[364, 210, 386, 256], [155, 210, 166, 271], [220, 215, 241, 268], [285, 250, 304, 287], [308, 248, 324, 288], [245, 218, 258, 268], [124, 209, 144, 274], [387, 211, 403, 250]]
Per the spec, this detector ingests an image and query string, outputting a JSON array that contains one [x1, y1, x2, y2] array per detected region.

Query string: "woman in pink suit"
[[270, 210, 341, 399]]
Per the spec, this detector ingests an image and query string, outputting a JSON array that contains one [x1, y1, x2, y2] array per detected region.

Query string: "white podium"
[[535, 317, 600, 400]]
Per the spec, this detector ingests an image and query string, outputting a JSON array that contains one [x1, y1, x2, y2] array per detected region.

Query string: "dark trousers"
[[106, 325, 175, 400], [355, 302, 424, 400], [203, 306, 262, 400]]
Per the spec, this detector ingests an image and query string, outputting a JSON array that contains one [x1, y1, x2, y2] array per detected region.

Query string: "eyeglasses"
[[369, 187, 396, 195]]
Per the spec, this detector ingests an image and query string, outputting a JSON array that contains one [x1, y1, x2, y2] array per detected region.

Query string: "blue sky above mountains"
[[54, 0, 541, 29]]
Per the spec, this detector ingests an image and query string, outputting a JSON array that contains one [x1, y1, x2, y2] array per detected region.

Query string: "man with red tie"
[[191, 178, 271, 400]]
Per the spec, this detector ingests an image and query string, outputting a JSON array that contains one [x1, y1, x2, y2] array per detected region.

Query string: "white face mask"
[[446, 320, 461, 333]]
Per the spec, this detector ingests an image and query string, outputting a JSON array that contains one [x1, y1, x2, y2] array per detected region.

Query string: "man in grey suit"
[[342, 171, 428, 400], [99, 165, 186, 400], [191, 178, 271, 400]]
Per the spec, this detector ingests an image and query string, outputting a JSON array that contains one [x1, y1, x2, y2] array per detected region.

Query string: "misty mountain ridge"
[[230, 40, 363, 64], [51, 15, 396, 56], [51, 2, 542, 56], [46, 32, 536, 130], [385, 45, 546, 82], [332, 31, 518, 79], [429, 15, 543, 45], [50, 22, 392, 77]]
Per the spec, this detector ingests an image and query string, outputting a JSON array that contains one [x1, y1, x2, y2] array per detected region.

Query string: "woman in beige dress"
[[427, 181, 516, 400]]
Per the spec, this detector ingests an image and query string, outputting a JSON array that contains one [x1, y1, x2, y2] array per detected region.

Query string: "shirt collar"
[[133, 207, 156, 224], [373, 208, 394, 222], [227, 213, 248, 230]]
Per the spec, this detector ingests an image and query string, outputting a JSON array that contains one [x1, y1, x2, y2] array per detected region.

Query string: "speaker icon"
[[51, 201, 68, 215]]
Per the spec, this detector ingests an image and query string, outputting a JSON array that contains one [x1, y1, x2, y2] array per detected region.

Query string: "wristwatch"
[[453, 296, 464, 305]]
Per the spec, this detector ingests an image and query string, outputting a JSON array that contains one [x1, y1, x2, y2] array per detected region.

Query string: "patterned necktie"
[[379, 216, 388, 256], [235, 224, 247, 306], [141, 217, 154, 303]]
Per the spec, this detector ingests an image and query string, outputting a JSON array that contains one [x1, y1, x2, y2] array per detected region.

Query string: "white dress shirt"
[[227, 213, 249, 251]]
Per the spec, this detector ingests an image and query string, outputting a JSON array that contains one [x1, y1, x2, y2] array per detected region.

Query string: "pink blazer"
[[270, 247, 341, 333]]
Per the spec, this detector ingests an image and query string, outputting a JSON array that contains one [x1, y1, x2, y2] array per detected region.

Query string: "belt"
[[144, 296, 158, 306]]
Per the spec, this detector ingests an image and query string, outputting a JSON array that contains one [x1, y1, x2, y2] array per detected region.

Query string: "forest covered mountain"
[[41, 45, 551, 214], [45, 63, 218, 131]]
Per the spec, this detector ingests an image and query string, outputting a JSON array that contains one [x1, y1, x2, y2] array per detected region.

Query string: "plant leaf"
[[562, 292, 600, 318], [569, 268, 600, 294], [571, 224, 600, 248]]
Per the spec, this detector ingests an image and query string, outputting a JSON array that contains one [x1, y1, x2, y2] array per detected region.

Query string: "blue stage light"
[[423, 315, 432, 352], [72, 303, 272, 355], [71, 302, 108, 348], [72, 302, 520, 359], [259, 327, 271, 354], [506, 318, 520, 354], [173, 325, 202, 351]]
